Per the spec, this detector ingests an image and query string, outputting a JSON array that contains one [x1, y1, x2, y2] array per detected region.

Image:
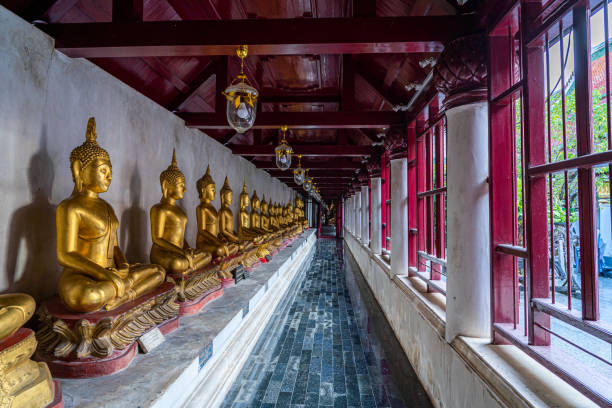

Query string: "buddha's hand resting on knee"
[[105, 268, 127, 298]]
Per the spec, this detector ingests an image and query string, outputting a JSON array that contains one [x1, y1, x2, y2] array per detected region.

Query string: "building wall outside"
[[0, 6, 294, 301]]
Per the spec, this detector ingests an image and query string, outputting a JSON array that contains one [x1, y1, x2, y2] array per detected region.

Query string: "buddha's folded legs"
[[151, 245, 190, 275], [128, 264, 166, 298], [192, 250, 212, 270], [0, 293, 36, 339], [59, 271, 118, 313]]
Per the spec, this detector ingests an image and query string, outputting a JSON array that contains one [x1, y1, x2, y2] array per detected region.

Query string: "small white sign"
[[138, 328, 165, 353]]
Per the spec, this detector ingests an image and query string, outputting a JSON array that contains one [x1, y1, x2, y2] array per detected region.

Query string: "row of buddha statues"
[[59, 117, 307, 313], [0, 118, 309, 407]]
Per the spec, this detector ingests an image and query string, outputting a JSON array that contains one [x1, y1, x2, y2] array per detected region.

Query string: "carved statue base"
[[35, 282, 179, 378], [167, 264, 223, 317], [217, 253, 244, 276], [0, 328, 62, 408]]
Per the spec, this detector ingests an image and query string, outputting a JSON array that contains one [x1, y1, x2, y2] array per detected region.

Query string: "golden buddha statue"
[[150, 150, 212, 275], [249, 191, 272, 241], [238, 182, 264, 244], [57, 118, 166, 313], [0, 293, 35, 340], [196, 166, 239, 259], [268, 200, 280, 232], [260, 196, 272, 233], [0, 294, 55, 408], [260, 195, 282, 248], [218, 178, 259, 267]]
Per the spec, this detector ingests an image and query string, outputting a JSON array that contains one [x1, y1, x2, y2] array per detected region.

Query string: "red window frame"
[[489, 2, 612, 405], [381, 151, 391, 251], [413, 109, 447, 295]]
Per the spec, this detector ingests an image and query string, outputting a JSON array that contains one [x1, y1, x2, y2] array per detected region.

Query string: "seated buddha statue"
[[238, 182, 264, 244], [0, 293, 35, 340], [218, 177, 252, 251], [196, 166, 239, 260], [249, 191, 273, 241], [0, 293, 55, 408], [57, 118, 166, 313], [150, 150, 212, 276], [260, 195, 282, 246], [268, 200, 280, 232]]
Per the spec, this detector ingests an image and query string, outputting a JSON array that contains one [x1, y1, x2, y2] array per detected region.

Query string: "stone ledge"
[[59, 229, 316, 408], [344, 230, 598, 408]]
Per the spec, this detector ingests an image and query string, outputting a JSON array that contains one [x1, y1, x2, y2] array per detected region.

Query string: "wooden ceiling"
[[3, 0, 485, 199]]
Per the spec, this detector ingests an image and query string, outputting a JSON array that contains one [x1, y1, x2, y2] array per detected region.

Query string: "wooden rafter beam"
[[39, 16, 477, 58], [167, 59, 217, 111], [266, 169, 355, 178], [180, 111, 405, 129], [229, 145, 371, 157]]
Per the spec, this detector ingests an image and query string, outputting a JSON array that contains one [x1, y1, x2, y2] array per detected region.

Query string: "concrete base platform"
[[58, 230, 316, 408]]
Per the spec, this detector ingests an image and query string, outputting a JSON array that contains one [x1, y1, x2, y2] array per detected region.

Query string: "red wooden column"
[[407, 125, 418, 275], [489, 27, 519, 337], [434, 34, 491, 341], [522, 22, 551, 345]]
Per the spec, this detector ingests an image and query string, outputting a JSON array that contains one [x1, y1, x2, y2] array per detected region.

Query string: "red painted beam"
[[182, 111, 405, 129], [253, 160, 361, 170], [229, 145, 371, 157], [266, 169, 355, 178], [38, 16, 477, 58], [274, 177, 353, 183]]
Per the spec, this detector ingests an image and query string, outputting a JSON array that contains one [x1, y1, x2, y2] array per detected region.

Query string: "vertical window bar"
[[573, 6, 598, 320], [559, 20, 573, 309], [511, 91, 520, 329], [546, 32, 556, 304]]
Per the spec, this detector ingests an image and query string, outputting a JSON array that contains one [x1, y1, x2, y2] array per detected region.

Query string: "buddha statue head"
[[251, 191, 260, 211], [239, 182, 250, 210], [220, 177, 233, 208], [197, 165, 216, 203], [160, 149, 186, 200], [70, 117, 112, 195]]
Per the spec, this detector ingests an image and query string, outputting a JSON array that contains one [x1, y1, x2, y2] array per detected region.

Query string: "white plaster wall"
[[0, 6, 294, 301]]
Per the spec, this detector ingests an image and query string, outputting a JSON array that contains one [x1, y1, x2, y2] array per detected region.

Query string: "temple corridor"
[[221, 239, 430, 408]]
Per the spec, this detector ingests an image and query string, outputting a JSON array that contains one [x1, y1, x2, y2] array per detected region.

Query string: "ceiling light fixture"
[[223, 45, 258, 133], [275, 125, 293, 170]]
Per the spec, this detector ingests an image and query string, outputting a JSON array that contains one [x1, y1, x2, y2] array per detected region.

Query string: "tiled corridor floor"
[[221, 239, 428, 408]]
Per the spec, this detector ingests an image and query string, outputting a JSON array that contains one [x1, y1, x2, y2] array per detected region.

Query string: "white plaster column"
[[369, 177, 382, 254], [433, 33, 491, 342], [390, 157, 408, 276], [361, 185, 369, 245], [354, 191, 361, 239], [349, 195, 354, 233], [445, 101, 491, 342]]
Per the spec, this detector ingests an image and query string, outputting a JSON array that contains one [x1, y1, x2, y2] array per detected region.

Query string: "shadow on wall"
[[5, 132, 59, 301], [120, 166, 149, 263]]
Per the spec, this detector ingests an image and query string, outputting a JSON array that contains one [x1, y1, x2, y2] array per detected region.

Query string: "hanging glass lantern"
[[275, 125, 293, 170], [293, 154, 305, 185], [223, 45, 258, 133], [303, 170, 312, 192]]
